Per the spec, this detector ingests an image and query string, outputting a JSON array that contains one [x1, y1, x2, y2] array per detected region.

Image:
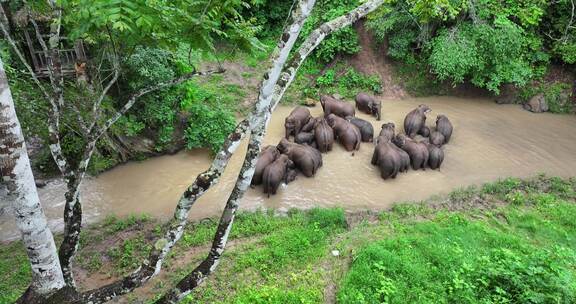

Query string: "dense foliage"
[[367, 0, 574, 94]]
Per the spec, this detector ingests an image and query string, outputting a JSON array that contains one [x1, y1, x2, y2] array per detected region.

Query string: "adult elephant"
[[435, 115, 453, 143], [355, 92, 381, 120], [262, 154, 294, 197], [371, 139, 402, 179], [277, 138, 322, 177], [251, 145, 279, 186], [320, 95, 355, 118], [346, 116, 374, 142], [326, 114, 361, 152], [285, 106, 311, 139], [393, 134, 429, 170], [314, 118, 334, 153], [404, 104, 431, 138], [377, 123, 409, 172]]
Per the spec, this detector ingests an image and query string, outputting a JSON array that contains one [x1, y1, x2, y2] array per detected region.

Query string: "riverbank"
[[4, 97, 576, 242], [2, 175, 575, 303]]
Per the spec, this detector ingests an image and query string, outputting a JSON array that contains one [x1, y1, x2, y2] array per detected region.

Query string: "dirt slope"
[[349, 20, 408, 99]]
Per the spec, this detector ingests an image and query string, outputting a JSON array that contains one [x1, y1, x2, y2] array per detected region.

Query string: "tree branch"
[[79, 119, 249, 303], [157, 1, 384, 302], [155, 0, 318, 302], [93, 68, 224, 139]]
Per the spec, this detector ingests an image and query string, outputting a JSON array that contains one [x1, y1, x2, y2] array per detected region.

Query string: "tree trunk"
[[0, 56, 65, 298]]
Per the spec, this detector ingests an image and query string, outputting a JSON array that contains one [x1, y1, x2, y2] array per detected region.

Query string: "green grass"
[[338, 179, 576, 304], [2, 176, 576, 303]]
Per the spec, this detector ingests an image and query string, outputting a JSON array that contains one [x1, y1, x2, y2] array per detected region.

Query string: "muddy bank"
[[2, 96, 576, 241]]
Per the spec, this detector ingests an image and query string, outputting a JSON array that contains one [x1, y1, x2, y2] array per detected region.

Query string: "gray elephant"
[[252, 145, 279, 186], [429, 131, 445, 147], [435, 115, 453, 143], [404, 104, 431, 138], [346, 116, 374, 142], [418, 126, 430, 137], [326, 114, 361, 152], [285, 106, 311, 139], [295, 131, 315, 146], [355, 92, 381, 120], [301, 117, 319, 133], [314, 118, 334, 153], [263, 154, 293, 197], [378, 123, 409, 172], [371, 139, 402, 179], [320, 95, 355, 118], [278, 138, 322, 177], [425, 143, 444, 170], [393, 134, 429, 170]]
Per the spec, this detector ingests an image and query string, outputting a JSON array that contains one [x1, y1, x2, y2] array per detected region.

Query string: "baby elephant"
[[418, 126, 430, 137], [262, 154, 293, 197], [429, 131, 445, 147], [285, 106, 311, 139], [355, 92, 382, 120], [277, 138, 322, 177], [320, 95, 355, 118], [435, 115, 453, 143], [252, 145, 279, 186], [314, 118, 334, 153], [295, 132, 315, 146], [404, 104, 431, 138], [393, 134, 429, 170], [346, 116, 374, 142], [425, 143, 444, 170], [327, 114, 361, 152]]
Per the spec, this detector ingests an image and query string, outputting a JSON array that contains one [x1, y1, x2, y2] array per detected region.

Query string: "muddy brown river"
[[2, 96, 576, 241]]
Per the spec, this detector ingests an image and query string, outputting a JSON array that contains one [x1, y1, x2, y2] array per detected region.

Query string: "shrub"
[[519, 82, 573, 113], [183, 103, 237, 153]]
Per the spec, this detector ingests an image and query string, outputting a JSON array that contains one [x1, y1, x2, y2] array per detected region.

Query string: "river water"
[[2, 96, 576, 241]]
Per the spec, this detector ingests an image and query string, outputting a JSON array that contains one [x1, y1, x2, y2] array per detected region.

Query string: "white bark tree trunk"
[[0, 56, 65, 296]]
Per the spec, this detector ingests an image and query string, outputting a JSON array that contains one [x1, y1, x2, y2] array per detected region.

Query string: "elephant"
[[404, 104, 431, 138], [326, 114, 361, 152], [295, 131, 315, 146], [346, 116, 374, 142], [320, 95, 355, 118], [429, 131, 445, 147], [314, 118, 334, 153], [436, 115, 453, 143], [393, 134, 429, 170], [285, 106, 311, 139], [285, 167, 298, 184], [355, 92, 382, 120], [425, 143, 444, 170], [301, 117, 319, 133], [252, 145, 280, 186], [262, 154, 294, 197], [418, 126, 430, 137], [377, 123, 409, 172], [378, 123, 396, 143], [277, 138, 322, 177], [371, 140, 402, 179]]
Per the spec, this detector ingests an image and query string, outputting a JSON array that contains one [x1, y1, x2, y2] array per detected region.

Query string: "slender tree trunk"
[[157, 1, 385, 302], [156, 1, 317, 302], [0, 56, 65, 298]]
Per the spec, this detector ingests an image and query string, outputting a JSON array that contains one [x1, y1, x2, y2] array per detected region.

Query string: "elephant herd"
[[251, 93, 454, 196]]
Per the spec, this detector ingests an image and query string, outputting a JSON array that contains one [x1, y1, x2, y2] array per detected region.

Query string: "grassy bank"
[[1, 175, 575, 303]]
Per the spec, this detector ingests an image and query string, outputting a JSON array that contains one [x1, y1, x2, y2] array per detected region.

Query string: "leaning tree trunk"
[[157, 0, 385, 302], [0, 56, 65, 299], [155, 1, 317, 302]]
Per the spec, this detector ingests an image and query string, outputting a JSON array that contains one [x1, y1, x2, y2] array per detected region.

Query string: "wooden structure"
[[22, 30, 87, 77]]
